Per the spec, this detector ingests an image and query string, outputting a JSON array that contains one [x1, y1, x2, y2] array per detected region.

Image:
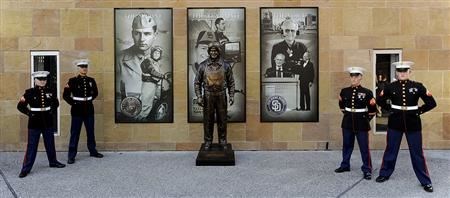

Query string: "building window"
[[30, 51, 60, 136], [372, 49, 402, 134]]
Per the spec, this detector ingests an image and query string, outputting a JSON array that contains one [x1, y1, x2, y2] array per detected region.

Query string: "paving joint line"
[[0, 167, 18, 198], [336, 168, 378, 198]]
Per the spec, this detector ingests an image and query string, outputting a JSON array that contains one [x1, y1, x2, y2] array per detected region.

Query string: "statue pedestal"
[[196, 143, 235, 166]]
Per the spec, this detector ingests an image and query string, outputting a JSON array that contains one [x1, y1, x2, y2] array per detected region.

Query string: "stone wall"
[[0, 0, 449, 151]]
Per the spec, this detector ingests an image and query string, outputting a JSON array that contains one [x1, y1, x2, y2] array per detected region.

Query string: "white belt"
[[72, 96, 92, 101], [30, 107, 51, 111], [344, 107, 368, 112], [391, 104, 418, 110]]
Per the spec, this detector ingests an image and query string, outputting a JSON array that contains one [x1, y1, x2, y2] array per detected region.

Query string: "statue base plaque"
[[196, 143, 235, 166]]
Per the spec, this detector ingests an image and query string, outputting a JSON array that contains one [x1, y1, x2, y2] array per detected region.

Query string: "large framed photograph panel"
[[187, 7, 246, 123], [260, 7, 318, 122], [114, 8, 173, 123]]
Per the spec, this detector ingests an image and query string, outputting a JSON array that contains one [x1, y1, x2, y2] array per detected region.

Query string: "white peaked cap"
[[392, 61, 414, 69], [74, 59, 90, 66], [32, 71, 50, 78], [347, 66, 365, 75]]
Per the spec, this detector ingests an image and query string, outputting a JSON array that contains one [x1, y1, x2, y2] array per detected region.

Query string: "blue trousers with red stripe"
[[68, 115, 97, 159], [340, 129, 372, 173], [21, 128, 58, 173], [379, 128, 431, 185]]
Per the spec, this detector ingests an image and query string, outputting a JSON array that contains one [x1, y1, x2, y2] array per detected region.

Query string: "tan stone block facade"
[[402, 50, 429, 70], [0, 0, 449, 151], [358, 36, 385, 49], [61, 9, 89, 37], [444, 113, 450, 140], [444, 72, 450, 98], [429, 50, 450, 70], [372, 8, 400, 35], [32, 9, 60, 36], [400, 8, 429, 35], [413, 71, 443, 98], [1, 9, 33, 37], [416, 36, 442, 49], [273, 123, 301, 142], [342, 8, 371, 35], [429, 8, 449, 35]]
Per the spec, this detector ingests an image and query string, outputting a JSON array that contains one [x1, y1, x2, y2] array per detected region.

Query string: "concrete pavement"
[[0, 150, 449, 197]]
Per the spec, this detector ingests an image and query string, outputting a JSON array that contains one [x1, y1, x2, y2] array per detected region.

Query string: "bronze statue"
[[194, 45, 235, 150]]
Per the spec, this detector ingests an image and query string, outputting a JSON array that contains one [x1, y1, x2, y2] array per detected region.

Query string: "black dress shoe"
[[375, 176, 389, 183], [49, 161, 66, 168], [90, 153, 104, 158], [221, 143, 228, 150], [219, 140, 228, 150], [67, 158, 75, 164], [204, 142, 212, 150], [423, 184, 433, 192], [334, 167, 350, 173], [19, 171, 28, 178], [363, 172, 372, 180]]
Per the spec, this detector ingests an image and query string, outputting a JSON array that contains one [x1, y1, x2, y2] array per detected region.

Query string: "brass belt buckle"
[[41, 107, 45, 111], [351, 108, 355, 112], [401, 106, 407, 110]]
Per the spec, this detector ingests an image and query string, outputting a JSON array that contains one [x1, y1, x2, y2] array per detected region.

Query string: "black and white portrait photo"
[[187, 8, 246, 123], [114, 8, 173, 123], [260, 7, 318, 122]]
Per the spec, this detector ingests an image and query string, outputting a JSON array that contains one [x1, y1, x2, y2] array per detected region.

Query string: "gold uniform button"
[[403, 103, 406, 105]]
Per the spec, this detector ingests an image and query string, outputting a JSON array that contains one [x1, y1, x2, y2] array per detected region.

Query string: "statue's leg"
[[217, 93, 228, 149], [203, 94, 214, 149]]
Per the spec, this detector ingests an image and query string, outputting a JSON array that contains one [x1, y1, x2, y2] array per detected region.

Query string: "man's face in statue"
[[208, 47, 219, 60]]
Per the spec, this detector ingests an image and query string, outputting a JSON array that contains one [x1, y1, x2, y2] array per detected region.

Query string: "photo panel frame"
[[114, 8, 174, 123], [260, 7, 319, 122], [187, 7, 246, 123]]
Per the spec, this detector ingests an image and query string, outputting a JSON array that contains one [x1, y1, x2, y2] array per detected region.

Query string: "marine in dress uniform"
[[375, 61, 436, 193], [335, 67, 376, 180], [17, 71, 65, 178], [63, 59, 103, 164], [194, 46, 235, 150]]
